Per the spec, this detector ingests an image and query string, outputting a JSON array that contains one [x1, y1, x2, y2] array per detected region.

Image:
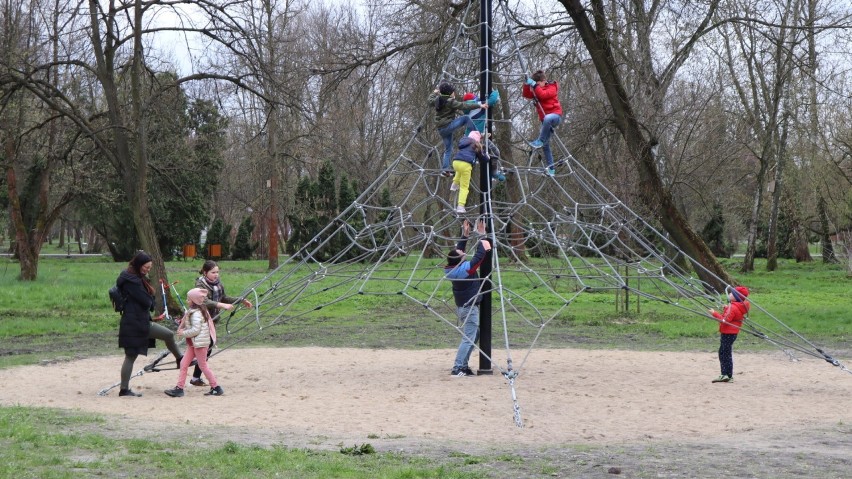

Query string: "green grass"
[[0, 407, 483, 478], [0, 255, 850, 366]]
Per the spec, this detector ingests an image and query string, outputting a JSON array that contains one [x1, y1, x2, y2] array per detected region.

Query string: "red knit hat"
[[462, 92, 476, 101], [732, 286, 749, 301]]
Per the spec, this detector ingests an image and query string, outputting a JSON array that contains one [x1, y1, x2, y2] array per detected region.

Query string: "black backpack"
[[109, 285, 126, 313]]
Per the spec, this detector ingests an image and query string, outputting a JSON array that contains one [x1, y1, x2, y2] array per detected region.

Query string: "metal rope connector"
[[504, 372, 524, 428]]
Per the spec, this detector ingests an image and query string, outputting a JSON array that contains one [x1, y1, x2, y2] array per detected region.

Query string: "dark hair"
[[446, 249, 463, 268], [127, 251, 154, 294], [435, 82, 454, 111], [128, 251, 153, 274], [531, 70, 545, 82], [200, 260, 219, 275]]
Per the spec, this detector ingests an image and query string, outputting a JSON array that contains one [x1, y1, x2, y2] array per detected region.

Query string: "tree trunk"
[[86, 0, 171, 309], [561, 0, 732, 291], [4, 135, 37, 280], [741, 159, 767, 273], [818, 197, 837, 263], [766, 121, 788, 272], [268, 109, 280, 270]]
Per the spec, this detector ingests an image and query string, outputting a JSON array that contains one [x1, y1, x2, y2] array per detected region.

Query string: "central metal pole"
[[477, 0, 494, 375]]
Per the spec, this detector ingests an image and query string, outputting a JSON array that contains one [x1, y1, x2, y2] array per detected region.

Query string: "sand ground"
[[2, 347, 851, 477]]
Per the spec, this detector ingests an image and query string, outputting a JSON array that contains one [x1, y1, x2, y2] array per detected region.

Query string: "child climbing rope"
[[429, 81, 488, 177], [451, 130, 488, 213], [522, 70, 563, 176], [462, 89, 500, 135], [484, 133, 506, 183]]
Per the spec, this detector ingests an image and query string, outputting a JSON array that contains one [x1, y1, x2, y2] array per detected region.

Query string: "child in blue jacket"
[[451, 131, 487, 213]]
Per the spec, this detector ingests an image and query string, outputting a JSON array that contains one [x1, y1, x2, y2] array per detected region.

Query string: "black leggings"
[[718, 333, 738, 377], [120, 322, 182, 389]]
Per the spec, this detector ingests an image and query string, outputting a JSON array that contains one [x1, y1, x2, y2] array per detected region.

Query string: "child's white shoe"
[[455, 205, 466, 213], [450, 183, 459, 191]]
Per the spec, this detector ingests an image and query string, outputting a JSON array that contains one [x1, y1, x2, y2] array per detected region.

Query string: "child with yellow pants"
[[451, 131, 487, 213]]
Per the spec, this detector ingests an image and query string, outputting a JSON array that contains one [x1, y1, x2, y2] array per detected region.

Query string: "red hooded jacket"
[[712, 300, 750, 334], [522, 82, 563, 121]]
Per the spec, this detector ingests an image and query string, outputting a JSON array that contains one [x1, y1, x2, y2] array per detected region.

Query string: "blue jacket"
[[464, 90, 500, 134], [445, 238, 490, 307], [453, 137, 486, 164]]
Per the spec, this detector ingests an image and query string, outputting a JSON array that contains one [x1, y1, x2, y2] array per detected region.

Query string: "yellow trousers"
[[452, 160, 473, 207]]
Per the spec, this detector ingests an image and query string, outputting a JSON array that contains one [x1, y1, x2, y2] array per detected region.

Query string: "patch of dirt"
[[2, 347, 851, 478]]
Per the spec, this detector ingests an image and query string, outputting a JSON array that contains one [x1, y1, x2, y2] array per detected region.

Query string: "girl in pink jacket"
[[165, 288, 224, 397], [709, 286, 750, 383]]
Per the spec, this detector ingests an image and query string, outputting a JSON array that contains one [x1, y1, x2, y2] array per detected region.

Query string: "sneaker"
[[455, 205, 466, 214], [205, 386, 224, 396], [164, 387, 185, 397], [440, 169, 454, 177], [711, 375, 732, 383], [529, 139, 544, 149], [118, 388, 142, 397], [545, 167, 556, 177], [189, 377, 206, 387], [450, 367, 474, 377], [450, 183, 459, 191], [492, 172, 506, 182]]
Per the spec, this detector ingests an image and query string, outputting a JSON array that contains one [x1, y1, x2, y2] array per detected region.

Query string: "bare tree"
[[1, 0, 82, 279], [557, 0, 733, 290]]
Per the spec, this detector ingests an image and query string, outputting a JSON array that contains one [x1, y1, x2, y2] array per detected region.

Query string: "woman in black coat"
[[116, 252, 182, 397]]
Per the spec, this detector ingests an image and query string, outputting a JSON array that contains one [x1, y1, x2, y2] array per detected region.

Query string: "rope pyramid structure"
[[117, 0, 849, 421]]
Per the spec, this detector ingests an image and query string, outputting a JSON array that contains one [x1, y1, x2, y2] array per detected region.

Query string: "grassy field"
[[0, 254, 849, 365], [0, 254, 850, 478], [0, 407, 488, 479]]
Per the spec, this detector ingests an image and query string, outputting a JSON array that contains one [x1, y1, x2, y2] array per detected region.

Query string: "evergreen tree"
[[338, 174, 356, 212], [232, 216, 258, 260], [334, 174, 358, 261], [75, 83, 225, 260], [286, 177, 314, 256], [818, 196, 837, 264], [203, 218, 232, 259], [700, 203, 730, 258]]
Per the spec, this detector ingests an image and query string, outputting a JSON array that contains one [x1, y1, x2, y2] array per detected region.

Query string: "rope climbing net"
[[120, 0, 850, 422]]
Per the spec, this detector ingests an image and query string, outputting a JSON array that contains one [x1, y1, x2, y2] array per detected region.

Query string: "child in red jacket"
[[709, 286, 750, 383], [522, 70, 563, 176]]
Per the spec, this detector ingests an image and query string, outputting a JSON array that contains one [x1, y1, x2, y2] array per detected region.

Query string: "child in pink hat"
[[164, 288, 224, 397], [450, 131, 486, 214]]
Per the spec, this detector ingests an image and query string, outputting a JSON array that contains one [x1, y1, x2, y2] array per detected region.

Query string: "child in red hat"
[[709, 286, 750, 383]]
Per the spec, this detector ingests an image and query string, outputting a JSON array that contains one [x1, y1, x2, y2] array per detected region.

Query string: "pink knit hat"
[[468, 130, 482, 143], [187, 288, 208, 306]]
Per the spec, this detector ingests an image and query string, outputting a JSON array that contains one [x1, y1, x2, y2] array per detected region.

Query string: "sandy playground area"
[[1, 346, 850, 453]]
